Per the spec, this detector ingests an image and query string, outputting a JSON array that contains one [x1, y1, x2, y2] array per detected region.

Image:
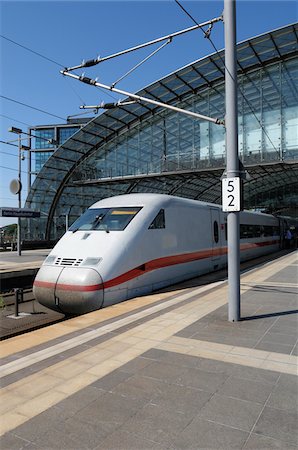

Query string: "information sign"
[[0, 208, 40, 218], [222, 177, 241, 212]]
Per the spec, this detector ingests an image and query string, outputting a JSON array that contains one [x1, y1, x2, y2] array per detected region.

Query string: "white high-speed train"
[[33, 193, 282, 315]]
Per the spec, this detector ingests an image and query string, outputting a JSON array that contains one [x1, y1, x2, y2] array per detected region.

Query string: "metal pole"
[[224, 0, 240, 321], [17, 134, 22, 256], [28, 130, 32, 194]]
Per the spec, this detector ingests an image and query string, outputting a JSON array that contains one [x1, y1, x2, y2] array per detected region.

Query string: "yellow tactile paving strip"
[[1, 252, 297, 436], [158, 336, 298, 375]]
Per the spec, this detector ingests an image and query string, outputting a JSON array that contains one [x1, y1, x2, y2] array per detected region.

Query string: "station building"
[[24, 24, 297, 244], [29, 118, 91, 173]]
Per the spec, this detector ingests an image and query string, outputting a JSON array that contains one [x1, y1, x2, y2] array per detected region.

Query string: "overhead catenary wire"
[[0, 140, 19, 148], [0, 164, 59, 184], [0, 95, 66, 121], [174, 0, 281, 157], [0, 114, 31, 127], [0, 34, 65, 68], [0, 34, 91, 117], [0, 150, 21, 157]]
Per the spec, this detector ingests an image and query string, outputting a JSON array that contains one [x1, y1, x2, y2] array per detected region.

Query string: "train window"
[[213, 221, 219, 243], [240, 224, 280, 239], [69, 207, 142, 232], [149, 209, 165, 229]]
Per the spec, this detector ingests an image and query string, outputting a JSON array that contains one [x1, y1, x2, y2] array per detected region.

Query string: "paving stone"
[[172, 416, 249, 449], [25, 426, 87, 450], [261, 331, 298, 345], [150, 382, 212, 418], [57, 415, 118, 448], [123, 403, 191, 446], [194, 356, 234, 375], [119, 355, 153, 374], [95, 429, 165, 450], [267, 379, 298, 413], [111, 375, 166, 402], [224, 363, 280, 384], [267, 267, 298, 283], [144, 349, 202, 369], [0, 432, 30, 450], [216, 375, 275, 404], [138, 360, 187, 384], [176, 366, 229, 393], [91, 368, 132, 391], [269, 322, 298, 336], [74, 391, 147, 427], [243, 432, 298, 449], [292, 344, 298, 356], [199, 393, 263, 432], [8, 406, 68, 443], [189, 330, 261, 348], [254, 340, 294, 354], [254, 406, 298, 444], [277, 373, 298, 390], [141, 348, 167, 361], [55, 385, 106, 418]]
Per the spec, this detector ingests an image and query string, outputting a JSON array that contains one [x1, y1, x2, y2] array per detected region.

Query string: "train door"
[[210, 208, 222, 270]]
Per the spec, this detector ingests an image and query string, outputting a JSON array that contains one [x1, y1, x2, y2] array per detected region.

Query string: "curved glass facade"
[[24, 24, 298, 242]]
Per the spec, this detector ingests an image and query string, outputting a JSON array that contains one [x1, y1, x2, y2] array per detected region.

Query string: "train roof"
[[90, 193, 220, 209]]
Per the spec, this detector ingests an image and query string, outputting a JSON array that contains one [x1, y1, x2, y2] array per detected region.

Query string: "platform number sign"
[[222, 177, 241, 212]]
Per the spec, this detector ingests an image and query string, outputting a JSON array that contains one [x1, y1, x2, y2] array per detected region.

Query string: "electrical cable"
[[0, 164, 59, 184], [62, 76, 87, 106], [0, 34, 90, 116], [0, 114, 31, 127], [111, 39, 172, 88], [0, 150, 19, 157], [0, 140, 19, 148], [0, 95, 66, 121], [0, 34, 65, 68], [174, 0, 281, 157]]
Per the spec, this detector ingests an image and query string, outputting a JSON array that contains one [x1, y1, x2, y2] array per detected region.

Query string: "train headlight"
[[81, 257, 102, 266], [44, 255, 57, 265]]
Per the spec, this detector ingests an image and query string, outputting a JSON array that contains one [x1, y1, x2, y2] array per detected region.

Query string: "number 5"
[[227, 180, 234, 192]]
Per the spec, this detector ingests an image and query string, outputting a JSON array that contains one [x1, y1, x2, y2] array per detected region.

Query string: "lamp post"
[[8, 127, 23, 256]]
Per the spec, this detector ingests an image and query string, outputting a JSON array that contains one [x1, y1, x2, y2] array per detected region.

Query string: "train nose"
[[33, 266, 104, 315]]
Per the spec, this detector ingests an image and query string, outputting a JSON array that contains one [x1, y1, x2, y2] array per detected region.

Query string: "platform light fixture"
[[8, 126, 23, 135]]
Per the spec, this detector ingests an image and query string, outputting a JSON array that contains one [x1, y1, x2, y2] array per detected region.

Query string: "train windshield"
[[69, 207, 142, 232]]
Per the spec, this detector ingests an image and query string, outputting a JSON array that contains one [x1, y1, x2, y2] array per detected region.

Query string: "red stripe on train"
[[34, 240, 279, 292]]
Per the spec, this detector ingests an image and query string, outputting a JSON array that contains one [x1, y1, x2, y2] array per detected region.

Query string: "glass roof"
[[26, 23, 298, 233]]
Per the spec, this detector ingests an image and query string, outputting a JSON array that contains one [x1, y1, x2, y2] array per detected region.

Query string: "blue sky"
[[0, 0, 297, 227]]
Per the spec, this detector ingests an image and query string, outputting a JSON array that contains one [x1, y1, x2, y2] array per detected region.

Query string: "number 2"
[[228, 195, 235, 206]]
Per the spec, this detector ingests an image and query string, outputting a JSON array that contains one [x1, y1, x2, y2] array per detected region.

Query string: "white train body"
[[34, 193, 281, 315]]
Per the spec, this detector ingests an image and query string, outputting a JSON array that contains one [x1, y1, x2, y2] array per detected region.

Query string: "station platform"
[[0, 248, 50, 274], [0, 249, 50, 294], [0, 251, 297, 449]]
